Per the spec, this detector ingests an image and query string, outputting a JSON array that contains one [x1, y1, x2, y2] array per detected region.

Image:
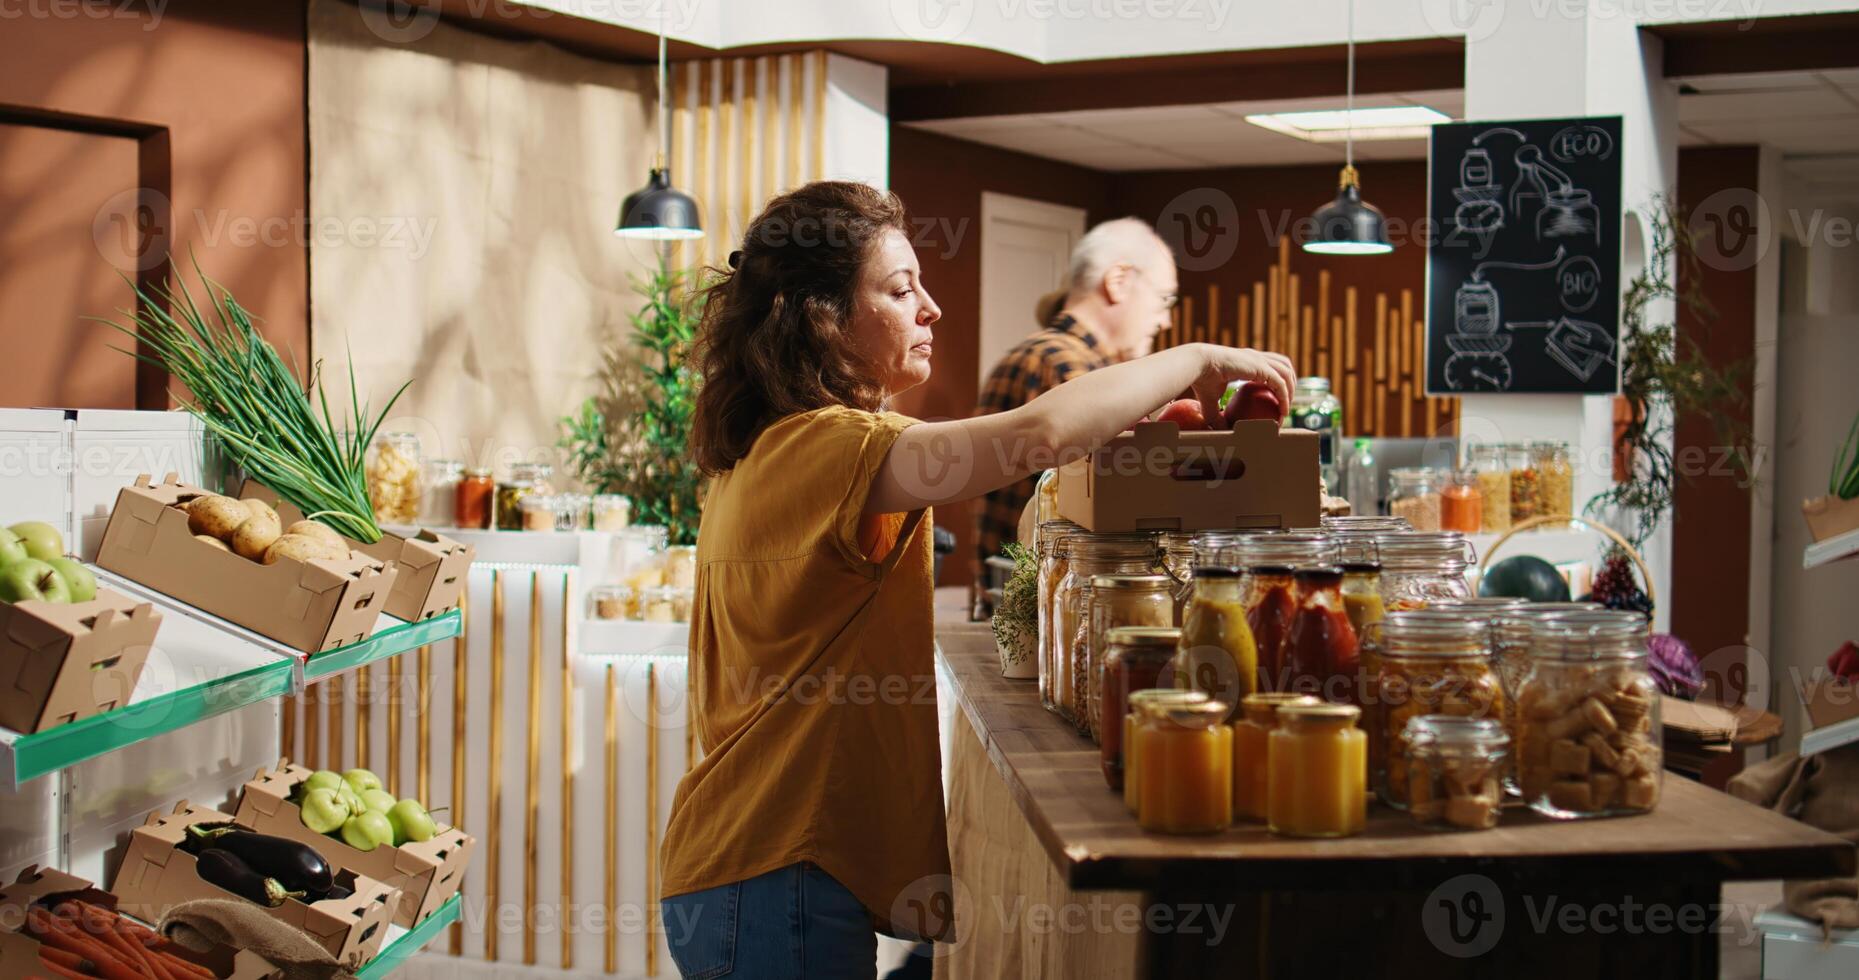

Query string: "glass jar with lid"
[[1132, 697, 1233, 834], [1469, 443, 1511, 535], [520, 493, 560, 532], [1159, 532, 1198, 612], [556, 493, 591, 531], [1233, 693, 1319, 821], [1036, 519, 1083, 713], [420, 459, 464, 528], [456, 467, 494, 530], [588, 583, 633, 621], [1100, 626, 1182, 791], [614, 525, 671, 604], [1516, 611, 1662, 819], [591, 493, 632, 531], [1374, 531, 1475, 612], [1290, 376, 1343, 490], [1124, 689, 1209, 815], [368, 431, 423, 526], [1173, 567, 1257, 721], [1085, 574, 1175, 740], [664, 544, 698, 590], [1321, 515, 1411, 534], [1441, 469, 1483, 534], [640, 585, 693, 623], [1283, 567, 1361, 705], [1053, 532, 1159, 729], [1533, 441, 1574, 525], [1507, 443, 1540, 526], [1267, 701, 1367, 838], [495, 462, 554, 530], [1388, 468, 1442, 532], [1236, 533, 1334, 693], [1404, 715, 1508, 831], [1370, 612, 1504, 809]]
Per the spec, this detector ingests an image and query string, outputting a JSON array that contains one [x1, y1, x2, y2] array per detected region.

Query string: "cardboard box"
[[111, 802, 400, 969], [1801, 675, 1859, 731], [95, 475, 400, 653], [1056, 420, 1321, 533], [238, 480, 474, 623], [0, 864, 281, 980], [0, 589, 161, 733], [1802, 493, 1859, 543], [236, 761, 474, 928]]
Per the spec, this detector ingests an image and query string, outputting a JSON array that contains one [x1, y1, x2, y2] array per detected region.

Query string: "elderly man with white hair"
[[970, 217, 1181, 606]]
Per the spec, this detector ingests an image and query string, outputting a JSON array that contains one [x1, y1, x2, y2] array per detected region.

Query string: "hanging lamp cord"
[[656, 4, 668, 172]]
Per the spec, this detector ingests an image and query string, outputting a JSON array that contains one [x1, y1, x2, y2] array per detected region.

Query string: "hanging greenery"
[[1584, 201, 1754, 549], [560, 264, 705, 546]]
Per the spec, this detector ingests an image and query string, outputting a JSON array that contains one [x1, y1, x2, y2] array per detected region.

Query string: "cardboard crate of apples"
[[235, 762, 473, 927], [0, 521, 163, 734]]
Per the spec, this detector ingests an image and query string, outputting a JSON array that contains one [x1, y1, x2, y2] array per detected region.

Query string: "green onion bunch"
[[1835, 408, 1859, 501], [99, 262, 409, 543]]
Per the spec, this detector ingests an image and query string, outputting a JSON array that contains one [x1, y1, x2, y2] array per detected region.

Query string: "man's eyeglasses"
[[1121, 263, 1179, 309]]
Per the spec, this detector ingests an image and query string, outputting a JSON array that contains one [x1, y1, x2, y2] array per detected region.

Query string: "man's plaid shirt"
[[972, 314, 1112, 570]]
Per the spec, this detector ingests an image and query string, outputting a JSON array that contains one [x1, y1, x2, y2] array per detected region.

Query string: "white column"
[[822, 53, 889, 189]]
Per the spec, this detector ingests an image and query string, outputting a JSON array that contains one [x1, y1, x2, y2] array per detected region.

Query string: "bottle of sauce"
[[1284, 567, 1360, 706], [1172, 567, 1257, 722]]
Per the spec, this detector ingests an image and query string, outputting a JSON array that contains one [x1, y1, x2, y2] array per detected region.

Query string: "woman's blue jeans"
[[663, 862, 876, 979]]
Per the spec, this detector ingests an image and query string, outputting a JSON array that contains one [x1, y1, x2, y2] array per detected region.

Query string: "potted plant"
[[1802, 407, 1859, 542], [992, 542, 1038, 679]]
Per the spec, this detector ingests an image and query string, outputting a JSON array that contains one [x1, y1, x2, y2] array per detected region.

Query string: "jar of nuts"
[[1515, 611, 1662, 819], [588, 584, 633, 621], [1370, 612, 1505, 810], [1403, 715, 1508, 831]]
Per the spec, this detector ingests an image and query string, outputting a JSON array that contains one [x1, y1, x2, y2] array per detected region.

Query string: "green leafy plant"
[[560, 264, 704, 546], [1585, 202, 1753, 549], [99, 261, 408, 543], [1832, 407, 1859, 501], [990, 541, 1039, 662]]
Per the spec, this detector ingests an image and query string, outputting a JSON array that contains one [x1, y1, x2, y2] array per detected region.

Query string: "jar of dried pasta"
[[1516, 610, 1662, 819], [1370, 612, 1504, 809]]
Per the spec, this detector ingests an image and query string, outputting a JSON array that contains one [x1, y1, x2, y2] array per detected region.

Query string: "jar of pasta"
[[1508, 443, 1539, 526], [1234, 693, 1318, 821], [1172, 567, 1256, 722], [1100, 626, 1182, 791], [1371, 612, 1504, 809], [1533, 441, 1574, 526], [1388, 468, 1442, 532], [1470, 444, 1510, 535], [495, 462, 553, 530], [1267, 701, 1366, 838], [1054, 532, 1159, 731], [1036, 520, 1082, 714], [368, 431, 423, 526], [1085, 574, 1175, 740], [1516, 611, 1662, 819], [1374, 531, 1475, 612], [1133, 697, 1233, 834], [1404, 715, 1508, 831], [1124, 689, 1209, 816]]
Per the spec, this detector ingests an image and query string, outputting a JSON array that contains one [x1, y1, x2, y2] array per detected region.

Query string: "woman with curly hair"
[[660, 180, 1294, 978]]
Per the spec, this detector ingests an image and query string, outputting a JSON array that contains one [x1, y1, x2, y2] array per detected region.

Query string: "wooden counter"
[[934, 626, 1856, 978]]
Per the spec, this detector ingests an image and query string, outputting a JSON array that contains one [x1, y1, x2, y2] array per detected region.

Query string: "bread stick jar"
[[1515, 611, 1662, 819]]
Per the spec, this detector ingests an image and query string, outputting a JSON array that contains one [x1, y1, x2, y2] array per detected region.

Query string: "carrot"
[[36, 947, 89, 970], [93, 921, 169, 980], [148, 950, 213, 980], [37, 956, 98, 980], [27, 915, 144, 980]]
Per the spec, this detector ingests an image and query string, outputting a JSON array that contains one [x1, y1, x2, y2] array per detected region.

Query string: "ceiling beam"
[[1656, 12, 1859, 77]]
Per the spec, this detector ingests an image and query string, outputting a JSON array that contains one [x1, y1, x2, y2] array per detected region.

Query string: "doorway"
[[977, 191, 1086, 386]]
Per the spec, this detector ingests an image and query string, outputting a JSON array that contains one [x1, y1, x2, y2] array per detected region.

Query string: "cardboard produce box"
[[0, 589, 161, 734], [239, 480, 474, 623], [236, 761, 474, 928], [112, 802, 400, 969], [1057, 420, 1321, 533], [1802, 493, 1859, 543], [0, 864, 281, 980], [1802, 675, 1859, 731], [95, 475, 400, 653]]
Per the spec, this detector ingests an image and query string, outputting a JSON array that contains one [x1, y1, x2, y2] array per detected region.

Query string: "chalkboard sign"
[[1424, 116, 1623, 395]]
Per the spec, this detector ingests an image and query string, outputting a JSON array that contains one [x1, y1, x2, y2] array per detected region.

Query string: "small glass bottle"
[[495, 462, 553, 531], [1404, 715, 1508, 831], [1283, 567, 1360, 705], [1440, 469, 1483, 534], [1236, 533, 1333, 693], [1507, 443, 1539, 526], [1233, 692, 1318, 822], [1172, 567, 1257, 721], [455, 467, 494, 530], [1290, 376, 1344, 490], [1387, 467, 1442, 532], [1036, 520, 1081, 714], [1470, 444, 1511, 535], [1100, 626, 1182, 791], [1085, 574, 1175, 740], [368, 431, 423, 526], [591, 493, 632, 531], [1133, 697, 1234, 834], [420, 459, 464, 528], [1123, 689, 1209, 816], [1344, 438, 1380, 518], [1516, 610, 1663, 819], [1534, 441, 1574, 526], [1267, 702, 1367, 838]]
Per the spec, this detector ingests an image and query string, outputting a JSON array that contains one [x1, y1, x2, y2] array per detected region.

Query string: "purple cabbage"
[[1648, 632, 1703, 699]]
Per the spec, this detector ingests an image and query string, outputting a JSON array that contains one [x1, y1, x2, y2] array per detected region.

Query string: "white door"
[[978, 192, 1087, 388]]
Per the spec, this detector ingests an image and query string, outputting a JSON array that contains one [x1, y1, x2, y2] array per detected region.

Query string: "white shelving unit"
[[1804, 526, 1859, 570]]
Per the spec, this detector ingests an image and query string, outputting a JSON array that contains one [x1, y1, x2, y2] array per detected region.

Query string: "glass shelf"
[[580, 618, 689, 659], [356, 893, 461, 979], [301, 609, 462, 684]]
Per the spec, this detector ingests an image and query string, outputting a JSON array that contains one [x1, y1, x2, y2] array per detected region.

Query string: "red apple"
[[1155, 398, 1208, 431], [1223, 383, 1283, 426]]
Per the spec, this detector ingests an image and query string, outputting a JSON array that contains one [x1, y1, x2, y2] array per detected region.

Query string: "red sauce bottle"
[[1285, 566, 1361, 705], [1245, 565, 1298, 692]]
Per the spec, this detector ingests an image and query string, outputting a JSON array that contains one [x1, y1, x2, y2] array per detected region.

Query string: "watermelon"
[[1479, 555, 1571, 603]]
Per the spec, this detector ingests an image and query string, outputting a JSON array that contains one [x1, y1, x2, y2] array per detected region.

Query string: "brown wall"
[[1672, 145, 1760, 689], [0, 0, 308, 409]]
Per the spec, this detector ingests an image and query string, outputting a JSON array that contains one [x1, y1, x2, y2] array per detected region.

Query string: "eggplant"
[[186, 824, 334, 896], [194, 848, 304, 908]]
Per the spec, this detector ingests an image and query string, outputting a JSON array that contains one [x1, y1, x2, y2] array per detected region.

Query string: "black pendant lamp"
[[1302, 0, 1392, 256], [615, 11, 703, 240]]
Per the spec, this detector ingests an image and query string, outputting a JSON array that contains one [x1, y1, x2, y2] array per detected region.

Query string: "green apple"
[[385, 799, 436, 845], [342, 768, 382, 794], [359, 788, 396, 813], [0, 528, 27, 568], [8, 522, 63, 562], [299, 787, 350, 834], [337, 783, 364, 817], [303, 770, 345, 794], [0, 559, 71, 604], [46, 557, 96, 603], [340, 810, 394, 852]]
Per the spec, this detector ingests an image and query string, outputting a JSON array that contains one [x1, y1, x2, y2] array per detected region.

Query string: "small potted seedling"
[[992, 542, 1039, 679]]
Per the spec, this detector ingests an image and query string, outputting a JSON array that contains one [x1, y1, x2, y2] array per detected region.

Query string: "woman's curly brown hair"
[[689, 181, 910, 475]]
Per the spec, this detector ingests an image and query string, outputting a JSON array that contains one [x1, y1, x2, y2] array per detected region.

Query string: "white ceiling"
[[903, 72, 1859, 197]]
